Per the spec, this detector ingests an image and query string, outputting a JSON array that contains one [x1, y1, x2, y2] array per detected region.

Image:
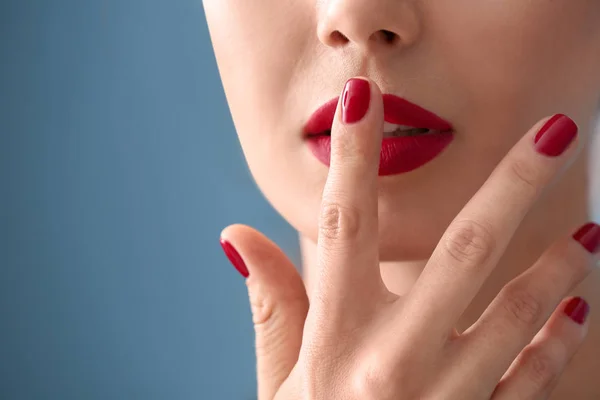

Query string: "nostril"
[[331, 30, 349, 44], [380, 30, 397, 44], [325, 29, 398, 48]]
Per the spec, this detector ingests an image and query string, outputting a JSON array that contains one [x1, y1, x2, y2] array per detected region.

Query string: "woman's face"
[[203, 0, 600, 261]]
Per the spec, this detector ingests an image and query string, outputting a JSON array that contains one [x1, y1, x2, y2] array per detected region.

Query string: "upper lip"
[[304, 94, 453, 136]]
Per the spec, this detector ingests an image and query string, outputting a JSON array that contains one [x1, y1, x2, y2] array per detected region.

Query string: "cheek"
[[205, 1, 320, 206], [204, 0, 313, 138], [205, 1, 327, 235], [428, 0, 600, 118]]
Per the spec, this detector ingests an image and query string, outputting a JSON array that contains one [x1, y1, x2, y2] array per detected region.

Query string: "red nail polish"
[[573, 222, 600, 254], [533, 114, 578, 157], [342, 78, 371, 124], [219, 239, 249, 278], [563, 297, 590, 325]]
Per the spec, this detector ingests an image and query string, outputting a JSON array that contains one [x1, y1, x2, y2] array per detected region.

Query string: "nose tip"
[[317, 1, 418, 53]]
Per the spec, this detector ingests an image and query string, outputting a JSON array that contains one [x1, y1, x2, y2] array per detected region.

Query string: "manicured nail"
[[563, 297, 590, 325], [342, 78, 370, 124], [573, 222, 600, 254], [219, 238, 249, 278], [534, 114, 578, 157]]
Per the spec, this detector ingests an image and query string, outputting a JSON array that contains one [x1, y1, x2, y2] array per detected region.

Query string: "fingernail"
[[534, 114, 578, 157], [342, 78, 370, 124], [563, 297, 590, 325], [219, 238, 249, 278], [573, 222, 600, 254]]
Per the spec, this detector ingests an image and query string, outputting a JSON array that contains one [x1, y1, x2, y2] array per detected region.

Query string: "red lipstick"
[[304, 94, 454, 176]]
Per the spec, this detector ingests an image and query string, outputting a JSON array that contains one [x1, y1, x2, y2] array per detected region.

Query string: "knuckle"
[[319, 200, 361, 243], [542, 242, 590, 289], [444, 219, 496, 266], [563, 239, 595, 277], [349, 346, 420, 400], [507, 157, 540, 195], [521, 348, 558, 389], [247, 279, 276, 326], [351, 359, 396, 400], [500, 285, 545, 327]]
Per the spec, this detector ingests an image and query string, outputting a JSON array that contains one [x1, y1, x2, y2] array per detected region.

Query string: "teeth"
[[383, 127, 432, 138], [383, 122, 416, 133], [319, 124, 434, 137], [383, 122, 432, 137]]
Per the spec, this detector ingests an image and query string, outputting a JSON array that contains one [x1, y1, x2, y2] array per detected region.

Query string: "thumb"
[[220, 224, 309, 400]]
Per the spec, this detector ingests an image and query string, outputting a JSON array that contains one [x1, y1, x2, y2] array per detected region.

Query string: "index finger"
[[313, 77, 387, 312]]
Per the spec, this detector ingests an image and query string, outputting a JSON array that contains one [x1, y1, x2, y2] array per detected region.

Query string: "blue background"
[[1, 1, 301, 399]]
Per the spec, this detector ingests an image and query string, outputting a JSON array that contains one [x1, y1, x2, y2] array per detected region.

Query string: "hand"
[[220, 77, 597, 399]]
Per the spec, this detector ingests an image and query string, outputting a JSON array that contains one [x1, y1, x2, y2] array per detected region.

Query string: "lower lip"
[[306, 131, 454, 176]]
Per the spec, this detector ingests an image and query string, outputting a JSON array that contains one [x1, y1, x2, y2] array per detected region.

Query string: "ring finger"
[[458, 222, 599, 389], [491, 296, 591, 400]]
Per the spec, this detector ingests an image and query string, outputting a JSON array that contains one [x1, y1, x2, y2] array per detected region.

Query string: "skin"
[[203, 0, 600, 398]]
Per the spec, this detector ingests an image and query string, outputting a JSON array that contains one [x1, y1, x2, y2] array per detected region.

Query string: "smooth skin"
[[221, 78, 595, 399]]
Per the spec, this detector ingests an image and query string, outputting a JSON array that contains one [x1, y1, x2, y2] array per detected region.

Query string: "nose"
[[317, 0, 420, 53]]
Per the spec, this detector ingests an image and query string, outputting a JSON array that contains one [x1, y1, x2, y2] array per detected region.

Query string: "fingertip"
[[219, 225, 234, 242], [219, 234, 250, 278], [219, 224, 259, 279], [562, 296, 590, 326], [341, 78, 372, 125], [328, 77, 384, 168], [219, 223, 250, 242], [336, 77, 383, 125]]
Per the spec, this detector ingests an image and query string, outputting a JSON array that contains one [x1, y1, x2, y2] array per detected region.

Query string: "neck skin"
[[299, 122, 600, 395]]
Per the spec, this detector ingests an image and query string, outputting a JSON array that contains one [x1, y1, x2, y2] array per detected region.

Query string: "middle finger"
[[404, 114, 580, 336]]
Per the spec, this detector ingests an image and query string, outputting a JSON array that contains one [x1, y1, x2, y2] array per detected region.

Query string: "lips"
[[303, 94, 455, 176]]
